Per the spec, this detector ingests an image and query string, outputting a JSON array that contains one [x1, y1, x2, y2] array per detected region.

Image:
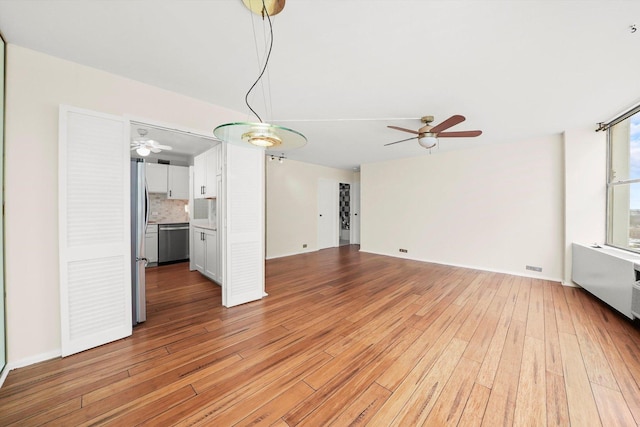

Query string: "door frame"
[[125, 114, 219, 308]]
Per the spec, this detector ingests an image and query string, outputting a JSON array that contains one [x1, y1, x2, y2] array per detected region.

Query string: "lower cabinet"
[[204, 231, 218, 280], [192, 226, 219, 283], [145, 224, 158, 265]]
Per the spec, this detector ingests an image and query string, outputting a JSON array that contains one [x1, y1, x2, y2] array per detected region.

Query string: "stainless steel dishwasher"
[[158, 223, 190, 264]]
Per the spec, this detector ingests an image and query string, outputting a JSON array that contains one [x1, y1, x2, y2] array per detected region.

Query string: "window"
[[607, 108, 640, 251]]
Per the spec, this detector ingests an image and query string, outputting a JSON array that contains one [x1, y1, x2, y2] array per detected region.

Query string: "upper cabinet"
[[146, 163, 168, 193], [146, 163, 189, 200], [193, 145, 220, 199], [167, 165, 189, 199]]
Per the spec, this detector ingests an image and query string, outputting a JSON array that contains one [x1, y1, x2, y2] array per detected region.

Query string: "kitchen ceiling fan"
[[385, 115, 482, 149], [131, 128, 173, 157]]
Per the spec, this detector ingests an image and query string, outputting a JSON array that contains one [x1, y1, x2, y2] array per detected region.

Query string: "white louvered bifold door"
[[222, 143, 265, 308], [59, 106, 131, 357]]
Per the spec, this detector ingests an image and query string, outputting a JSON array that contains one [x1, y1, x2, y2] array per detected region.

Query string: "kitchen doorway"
[[129, 119, 218, 326], [339, 183, 351, 246]]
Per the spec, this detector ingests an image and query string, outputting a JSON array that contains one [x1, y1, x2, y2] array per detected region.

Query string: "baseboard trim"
[[0, 365, 9, 388], [266, 248, 316, 260], [0, 348, 62, 387], [359, 249, 563, 283]]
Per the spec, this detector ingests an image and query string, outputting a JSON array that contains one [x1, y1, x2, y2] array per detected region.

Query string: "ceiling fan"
[[131, 128, 173, 157], [385, 115, 482, 149]]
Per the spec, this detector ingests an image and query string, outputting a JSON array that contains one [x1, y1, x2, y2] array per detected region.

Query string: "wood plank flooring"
[[2, 245, 640, 425]]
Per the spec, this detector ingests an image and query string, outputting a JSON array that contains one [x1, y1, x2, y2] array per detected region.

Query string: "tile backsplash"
[[149, 193, 189, 223]]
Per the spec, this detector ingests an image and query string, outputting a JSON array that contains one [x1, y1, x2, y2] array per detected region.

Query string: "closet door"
[[351, 182, 361, 244], [317, 178, 339, 249], [59, 106, 131, 357], [222, 143, 265, 307]]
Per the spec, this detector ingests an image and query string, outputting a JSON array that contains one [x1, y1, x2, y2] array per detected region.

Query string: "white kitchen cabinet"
[[192, 226, 219, 283], [193, 146, 219, 199], [146, 163, 168, 193], [192, 228, 205, 273], [145, 224, 158, 264], [204, 229, 218, 281], [167, 165, 189, 199], [193, 154, 206, 199]]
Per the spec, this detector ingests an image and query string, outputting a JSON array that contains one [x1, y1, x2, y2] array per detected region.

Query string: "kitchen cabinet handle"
[[169, 190, 172, 197]]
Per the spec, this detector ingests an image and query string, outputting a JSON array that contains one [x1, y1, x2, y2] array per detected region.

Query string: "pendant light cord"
[[245, 0, 274, 123]]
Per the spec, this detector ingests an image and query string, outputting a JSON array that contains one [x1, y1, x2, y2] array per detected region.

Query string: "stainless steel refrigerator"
[[130, 159, 148, 325]]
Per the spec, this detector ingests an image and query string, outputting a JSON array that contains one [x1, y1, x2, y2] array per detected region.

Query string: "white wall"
[[563, 128, 607, 284], [361, 136, 565, 280], [266, 158, 354, 258], [4, 45, 244, 365]]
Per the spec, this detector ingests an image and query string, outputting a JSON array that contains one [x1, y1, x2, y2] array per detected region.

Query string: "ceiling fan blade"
[[437, 130, 483, 138], [387, 126, 420, 135], [430, 115, 466, 134], [384, 136, 418, 146], [130, 146, 138, 151], [155, 144, 173, 150]]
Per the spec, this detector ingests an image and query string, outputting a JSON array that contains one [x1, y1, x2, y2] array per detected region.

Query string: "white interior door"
[[222, 143, 265, 308], [318, 178, 338, 249], [59, 105, 131, 357], [351, 182, 361, 244]]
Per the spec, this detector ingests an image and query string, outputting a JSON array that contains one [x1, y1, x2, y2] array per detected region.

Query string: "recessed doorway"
[[339, 183, 351, 246]]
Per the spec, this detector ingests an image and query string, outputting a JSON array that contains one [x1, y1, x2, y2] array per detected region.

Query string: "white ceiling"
[[1, 0, 639, 170]]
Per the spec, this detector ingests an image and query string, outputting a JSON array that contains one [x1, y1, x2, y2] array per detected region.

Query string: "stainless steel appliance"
[[130, 159, 148, 325], [158, 223, 190, 264]]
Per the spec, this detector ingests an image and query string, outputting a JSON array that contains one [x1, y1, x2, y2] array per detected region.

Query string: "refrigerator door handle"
[[144, 182, 150, 230]]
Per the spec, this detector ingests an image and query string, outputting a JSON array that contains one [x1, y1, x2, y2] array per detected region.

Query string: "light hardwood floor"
[[2, 245, 640, 425]]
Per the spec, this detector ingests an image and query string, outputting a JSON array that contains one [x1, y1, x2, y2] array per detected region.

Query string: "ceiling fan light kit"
[[136, 146, 151, 157], [213, 0, 307, 152], [418, 134, 438, 149]]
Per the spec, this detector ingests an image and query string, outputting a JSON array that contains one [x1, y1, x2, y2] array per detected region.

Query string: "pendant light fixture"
[[213, 0, 307, 151]]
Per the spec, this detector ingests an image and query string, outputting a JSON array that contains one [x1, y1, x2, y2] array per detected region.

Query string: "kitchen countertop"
[[191, 220, 217, 231]]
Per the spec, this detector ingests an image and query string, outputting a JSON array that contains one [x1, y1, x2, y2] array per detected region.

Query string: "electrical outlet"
[[526, 265, 542, 272], [399, 248, 408, 253], [302, 244, 307, 248]]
